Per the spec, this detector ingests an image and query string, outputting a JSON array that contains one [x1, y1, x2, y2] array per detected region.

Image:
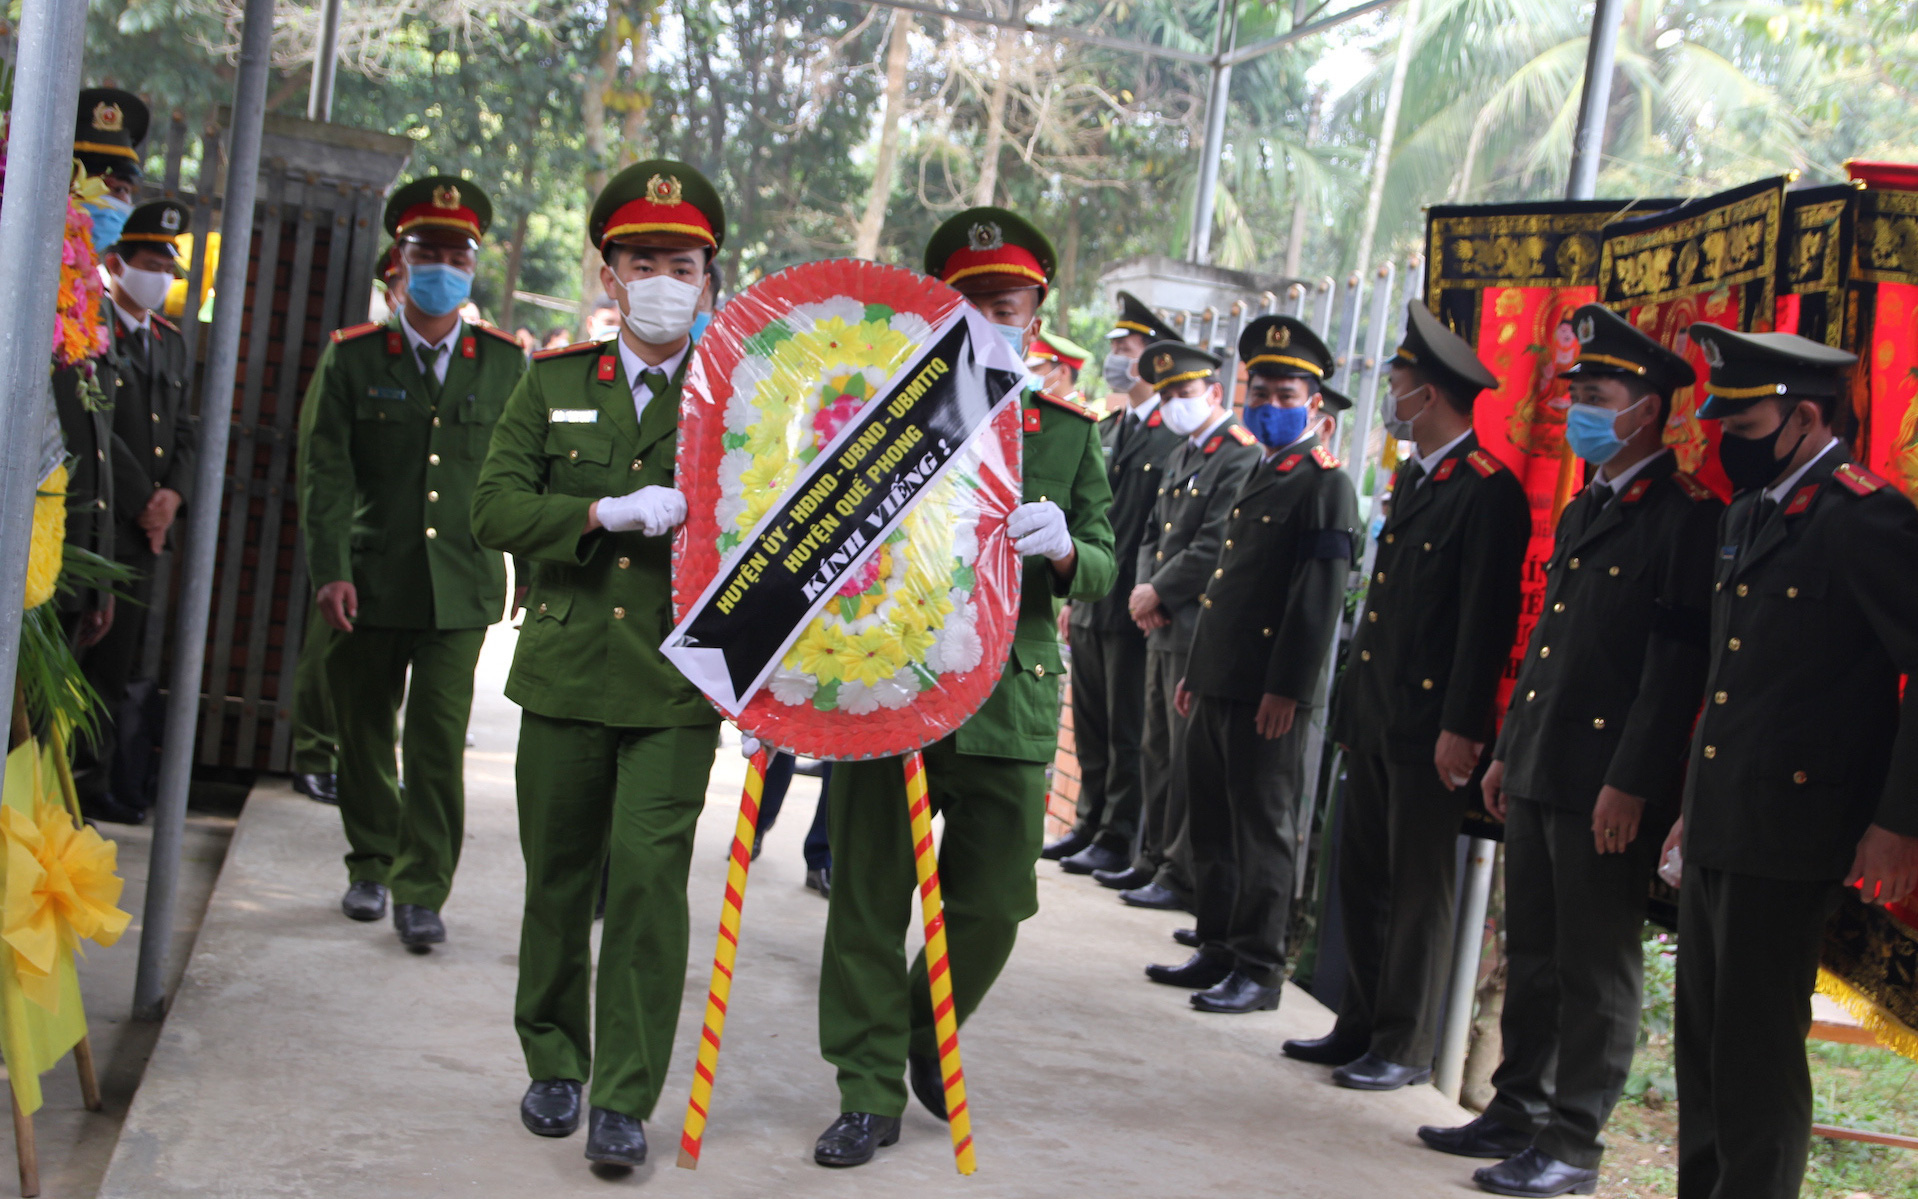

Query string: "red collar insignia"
[[1146, 410, 1163, 428], [1783, 484, 1818, 516], [1432, 458, 1460, 482], [460, 335, 476, 360], [1204, 434, 1224, 454], [386, 330, 404, 356], [597, 353, 618, 383], [1024, 408, 1043, 433], [1276, 454, 1304, 473], [1621, 478, 1651, 504]]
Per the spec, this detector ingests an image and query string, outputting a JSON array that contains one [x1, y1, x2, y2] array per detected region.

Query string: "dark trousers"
[[73, 543, 156, 805], [756, 753, 832, 872], [1485, 797, 1658, 1168], [290, 605, 341, 774], [1331, 750, 1469, 1065], [1185, 694, 1308, 985], [1069, 622, 1148, 851], [1675, 865, 1835, 1199], [1133, 645, 1194, 895]]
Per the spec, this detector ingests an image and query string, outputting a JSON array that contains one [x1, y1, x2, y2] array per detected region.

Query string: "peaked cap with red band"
[[924, 206, 1056, 298], [384, 175, 492, 245], [590, 159, 727, 254], [1028, 328, 1093, 373]]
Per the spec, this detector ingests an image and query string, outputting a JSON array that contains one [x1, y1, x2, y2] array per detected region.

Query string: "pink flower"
[[811, 393, 863, 449], [836, 552, 881, 597]]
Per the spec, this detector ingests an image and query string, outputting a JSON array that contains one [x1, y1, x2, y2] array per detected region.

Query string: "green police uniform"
[[1674, 327, 1918, 1199], [1476, 306, 1721, 1174], [470, 161, 725, 1123], [1174, 323, 1359, 999], [818, 209, 1116, 1121], [1061, 294, 1183, 867], [298, 177, 520, 915], [1327, 303, 1529, 1069], [1129, 406, 1260, 902]]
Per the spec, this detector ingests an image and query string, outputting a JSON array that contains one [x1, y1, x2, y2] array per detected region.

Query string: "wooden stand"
[[1809, 1014, 1917, 1153], [6, 1036, 104, 1197]]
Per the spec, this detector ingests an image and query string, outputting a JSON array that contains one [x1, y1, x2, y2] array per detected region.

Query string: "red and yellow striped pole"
[[905, 750, 978, 1175], [677, 748, 769, 1170]]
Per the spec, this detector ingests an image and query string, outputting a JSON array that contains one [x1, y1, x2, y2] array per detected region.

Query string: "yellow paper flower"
[[24, 465, 67, 610], [835, 628, 905, 686], [2, 802, 131, 1013], [791, 623, 846, 684]]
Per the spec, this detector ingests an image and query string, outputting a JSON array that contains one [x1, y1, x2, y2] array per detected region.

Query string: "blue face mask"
[[995, 321, 1028, 356], [690, 311, 712, 344], [1245, 402, 1311, 449], [83, 195, 133, 255], [406, 262, 473, 318], [1564, 395, 1648, 467]]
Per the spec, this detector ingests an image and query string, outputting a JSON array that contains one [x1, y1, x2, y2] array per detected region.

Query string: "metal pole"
[[0, 0, 88, 809], [1187, 0, 1235, 264], [134, 0, 277, 1021], [1564, 0, 1623, 202], [306, 0, 345, 123], [1434, 837, 1497, 1100]]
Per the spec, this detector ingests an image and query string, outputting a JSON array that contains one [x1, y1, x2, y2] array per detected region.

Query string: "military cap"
[[1559, 303, 1694, 398], [925, 206, 1055, 296], [74, 87, 149, 180], [1107, 290, 1182, 343], [1688, 324, 1857, 418], [384, 175, 491, 246], [1028, 327, 1093, 373], [591, 160, 726, 254], [1138, 340, 1221, 392], [374, 242, 403, 283], [1317, 383, 1353, 412], [1240, 315, 1333, 380], [1392, 301, 1500, 399], [112, 199, 191, 270]]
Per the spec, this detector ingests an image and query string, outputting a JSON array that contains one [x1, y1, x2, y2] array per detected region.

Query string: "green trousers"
[[328, 624, 484, 910], [291, 605, 341, 774], [819, 735, 1046, 1116], [513, 713, 719, 1120]]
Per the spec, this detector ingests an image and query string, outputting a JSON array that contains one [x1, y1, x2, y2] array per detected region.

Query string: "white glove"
[[1007, 500, 1073, 561], [597, 486, 687, 537], [740, 734, 761, 758]]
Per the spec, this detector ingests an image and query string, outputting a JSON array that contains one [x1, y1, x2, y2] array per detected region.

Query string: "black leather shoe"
[[520, 1079, 583, 1137], [394, 903, 445, 951], [1473, 1147, 1599, 1196], [1039, 829, 1090, 861], [1419, 1114, 1534, 1159], [1092, 864, 1154, 890], [584, 1107, 647, 1166], [1144, 950, 1233, 989], [908, 1052, 947, 1121], [805, 867, 831, 898], [1190, 970, 1282, 1013], [341, 881, 388, 922], [292, 771, 339, 804], [1173, 927, 1201, 948], [813, 1112, 901, 1168], [1121, 881, 1186, 910], [1280, 1030, 1368, 1065], [1332, 1051, 1433, 1091], [80, 792, 146, 826], [1059, 842, 1128, 875]]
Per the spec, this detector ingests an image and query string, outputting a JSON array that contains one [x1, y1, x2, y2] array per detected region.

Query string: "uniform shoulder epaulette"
[[1311, 445, 1342, 470], [475, 323, 521, 346], [1833, 462, 1890, 497], [1466, 449, 1502, 477], [532, 339, 608, 362], [1226, 423, 1256, 446], [149, 312, 180, 334], [1035, 390, 1095, 420], [1671, 472, 1717, 503], [330, 321, 384, 345]]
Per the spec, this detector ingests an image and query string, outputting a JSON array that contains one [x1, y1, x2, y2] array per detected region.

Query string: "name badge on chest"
[[549, 409, 599, 424]]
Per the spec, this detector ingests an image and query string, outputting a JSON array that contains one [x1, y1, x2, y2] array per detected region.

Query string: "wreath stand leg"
[[676, 749, 769, 1170], [9, 1081, 36, 1198], [903, 751, 977, 1176], [73, 1037, 101, 1112]]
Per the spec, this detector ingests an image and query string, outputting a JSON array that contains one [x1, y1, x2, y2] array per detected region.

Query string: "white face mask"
[[620, 273, 702, 344], [1161, 394, 1212, 436], [116, 263, 174, 314], [1380, 384, 1429, 441]]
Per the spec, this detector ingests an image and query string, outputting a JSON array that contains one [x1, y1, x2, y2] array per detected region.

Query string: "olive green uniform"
[[1184, 435, 1357, 984], [471, 340, 721, 1121], [1129, 416, 1260, 898], [1484, 453, 1720, 1170], [820, 388, 1114, 1116], [51, 352, 119, 620], [1066, 403, 1181, 853], [1676, 449, 1918, 1199], [74, 310, 198, 806], [1328, 433, 1528, 1066], [298, 318, 520, 910]]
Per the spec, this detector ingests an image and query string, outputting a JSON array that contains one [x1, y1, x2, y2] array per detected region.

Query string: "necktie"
[[1590, 482, 1613, 507], [418, 344, 444, 398], [131, 327, 150, 372], [1116, 412, 1134, 456], [641, 368, 668, 397], [1399, 461, 1426, 493], [1751, 495, 1779, 539]]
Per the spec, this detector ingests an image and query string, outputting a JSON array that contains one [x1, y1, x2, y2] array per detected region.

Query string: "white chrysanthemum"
[[788, 298, 867, 333], [872, 669, 917, 709], [719, 447, 755, 490], [837, 679, 881, 715], [769, 671, 817, 706], [727, 357, 774, 427], [935, 617, 983, 673], [888, 312, 933, 343], [948, 587, 970, 611], [951, 519, 977, 566], [716, 493, 749, 532]]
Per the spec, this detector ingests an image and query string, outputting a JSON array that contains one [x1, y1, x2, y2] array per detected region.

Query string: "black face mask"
[[1716, 420, 1806, 493]]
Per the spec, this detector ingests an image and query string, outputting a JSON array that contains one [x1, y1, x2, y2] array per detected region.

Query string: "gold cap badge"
[[160, 207, 182, 231], [92, 102, 123, 133], [432, 184, 462, 210], [1700, 336, 1724, 368], [1152, 352, 1175, 374], [968, 221, 1004, 252], [1266, 324, 1291, 348], [1576, 316, 1595, 344], [646, 174, 684, 205]]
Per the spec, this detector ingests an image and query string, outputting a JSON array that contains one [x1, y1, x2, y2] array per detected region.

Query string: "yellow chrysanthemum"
[[24, 466, 67, 610], [2, 801, 131, 1013], [835, 628, 905, 686], [792, 623, 845, 684]]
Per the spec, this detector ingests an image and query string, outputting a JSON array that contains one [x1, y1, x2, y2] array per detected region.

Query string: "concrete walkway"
[[99, 626, 1475, 1198]]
